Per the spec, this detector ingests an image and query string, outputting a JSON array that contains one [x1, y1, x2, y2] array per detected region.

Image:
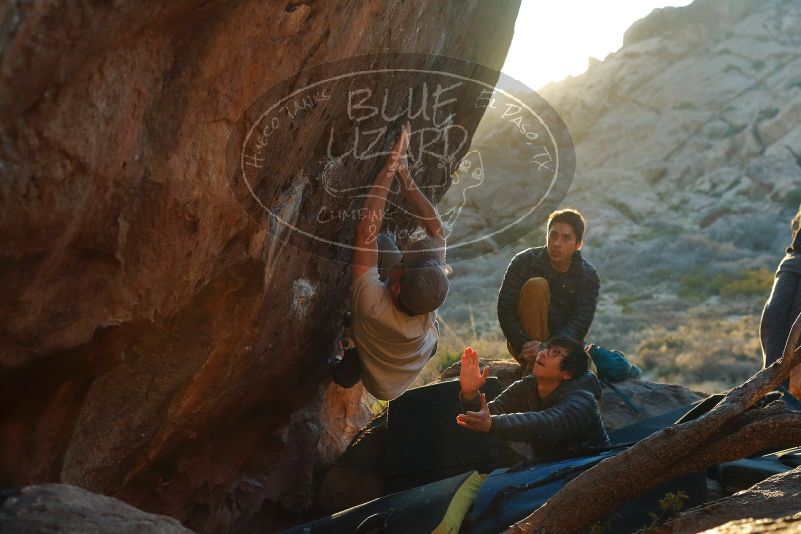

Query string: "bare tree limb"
[[606, 406, 801, 496], [506, 314, 801, 534]]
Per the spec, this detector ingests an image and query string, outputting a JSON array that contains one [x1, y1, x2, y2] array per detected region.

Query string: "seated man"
[[456, 337, 610, 462], [497, 209, 600, 366], [333, 122, 450, 401], [761, 207, 801, 396]]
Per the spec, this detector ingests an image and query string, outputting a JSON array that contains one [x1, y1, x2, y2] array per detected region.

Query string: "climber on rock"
[[456, 339, 610, 462], [497, 208, 600, 368], [332, 121, 451, 401]]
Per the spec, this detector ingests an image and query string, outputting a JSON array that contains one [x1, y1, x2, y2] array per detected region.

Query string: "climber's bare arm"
[[351, 124, 410, 281], [397, 155, 446, 246]]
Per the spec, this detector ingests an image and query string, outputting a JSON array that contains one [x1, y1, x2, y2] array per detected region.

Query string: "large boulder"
[[313, 412, 388, 517], [698, 514, 801, 533], [0, 484, 193, 534], [598, 379, 705, 431], [662, 467, 801, 533], [0, 1, 520, 531]]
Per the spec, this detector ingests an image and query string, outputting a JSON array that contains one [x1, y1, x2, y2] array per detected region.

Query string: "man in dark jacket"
[[456, 337, 610, 462], [497, 209, 600, 366], [761, 208, 801, 396]]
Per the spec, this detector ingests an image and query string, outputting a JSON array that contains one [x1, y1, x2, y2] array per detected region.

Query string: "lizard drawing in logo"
[[439, 149, 484, 239]]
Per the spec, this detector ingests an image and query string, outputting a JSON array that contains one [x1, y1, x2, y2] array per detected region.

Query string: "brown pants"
[[508, 277, 551, 359]]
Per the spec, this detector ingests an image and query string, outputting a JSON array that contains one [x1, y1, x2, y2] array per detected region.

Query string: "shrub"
[[436, 349, 462, 372], [724, 64, 745, 75], [706, 212, 785, 253], [632, 315, 762, 393], [607, 199, 643, 224], [784, 187, 801, 210], [756, 106, 779, 122], [719, 122, 747, 138], [719, 268, 774, 298], [679, 267, 775, 301], [616, 294, 651, 314], [678, 270, 731, 300]]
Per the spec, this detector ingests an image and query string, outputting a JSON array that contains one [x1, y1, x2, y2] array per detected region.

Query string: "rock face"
[[313, 412, 387, 517], [0, 1, 520, 532], [0, 484, 194, 534], [663, 467, 801, 533], [597, 379, 704, 431], [699, 514, 801, 534], [540, 0, 801, 233]]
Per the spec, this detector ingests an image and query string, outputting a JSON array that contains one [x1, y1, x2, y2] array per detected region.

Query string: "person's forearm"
[[398, 165, 445, 241], [354, 163, 395, 245], [492, 393, 598, 444]]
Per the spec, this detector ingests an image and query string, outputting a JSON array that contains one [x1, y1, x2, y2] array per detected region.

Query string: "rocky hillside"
[[436, 0, 801, 392], [0, 1, 519, 532]]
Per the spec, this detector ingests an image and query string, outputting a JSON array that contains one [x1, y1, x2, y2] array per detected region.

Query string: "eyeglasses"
[[541, 343, 568, 359]]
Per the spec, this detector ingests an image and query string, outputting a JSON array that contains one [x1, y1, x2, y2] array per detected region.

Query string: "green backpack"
[[587, 344, 643, 382]]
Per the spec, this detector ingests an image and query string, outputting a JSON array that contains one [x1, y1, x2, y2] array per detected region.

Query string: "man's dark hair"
[[549, 335, 590, 378], [547, 209, 586, 243]]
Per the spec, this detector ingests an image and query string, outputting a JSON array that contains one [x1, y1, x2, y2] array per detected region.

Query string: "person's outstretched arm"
[[396, 139, 446, 246], [457, 347, 530, 432], [351, 124, 410, 281], [488, 390, 603, 444]]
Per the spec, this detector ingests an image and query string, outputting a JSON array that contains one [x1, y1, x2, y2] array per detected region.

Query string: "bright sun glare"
[[502, 0, 694, 90]]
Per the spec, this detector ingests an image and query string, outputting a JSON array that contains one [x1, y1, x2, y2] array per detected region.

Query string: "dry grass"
[[631, 314, 763, 393]]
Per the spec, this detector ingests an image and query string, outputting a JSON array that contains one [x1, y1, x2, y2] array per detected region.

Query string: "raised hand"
[[397, 120, 415, 188], [459, 346, 489, 399], [397, 152, 414, 189], [386, 121, 411, 176], [456, 392, 492, 432]]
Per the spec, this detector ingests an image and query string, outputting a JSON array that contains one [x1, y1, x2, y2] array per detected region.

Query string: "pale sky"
[[503, 0, 694, 90]]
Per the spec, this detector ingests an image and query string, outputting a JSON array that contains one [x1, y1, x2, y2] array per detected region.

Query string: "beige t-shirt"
[[351, 268, 439, 400]]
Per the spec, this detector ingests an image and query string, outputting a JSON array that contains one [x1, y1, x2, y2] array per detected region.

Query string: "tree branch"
[[507, 314, 801, 534]]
